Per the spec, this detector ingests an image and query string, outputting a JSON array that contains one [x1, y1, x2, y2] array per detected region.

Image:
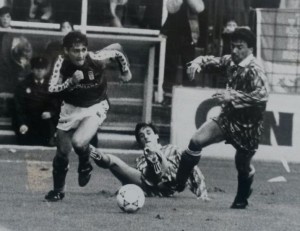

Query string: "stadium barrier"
[[0, 27, 166, 122], [171, 86, 300, 163]]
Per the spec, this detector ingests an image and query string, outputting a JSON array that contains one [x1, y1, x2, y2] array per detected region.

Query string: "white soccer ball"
[[116, 184, 145, 213]]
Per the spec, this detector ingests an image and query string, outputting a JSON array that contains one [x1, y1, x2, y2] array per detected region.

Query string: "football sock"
[[176, 150, 201, 190], [52, 155, 69, 192]]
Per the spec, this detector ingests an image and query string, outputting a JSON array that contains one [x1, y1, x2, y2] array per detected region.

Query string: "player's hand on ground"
[[41, 112, 52, 119], [71, 70, 84, 85], [186, 62, 201, 81], [19, 125, 28, 134], [119, 69, 132, 83]]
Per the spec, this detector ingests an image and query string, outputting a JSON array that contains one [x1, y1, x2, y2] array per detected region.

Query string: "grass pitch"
[[0, 147, 299, 231]]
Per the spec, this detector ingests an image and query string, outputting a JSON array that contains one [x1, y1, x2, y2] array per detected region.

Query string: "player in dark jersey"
[[45, 31, 132, 201], [175, 28, 269, 209], [90, 122, 209, 199]]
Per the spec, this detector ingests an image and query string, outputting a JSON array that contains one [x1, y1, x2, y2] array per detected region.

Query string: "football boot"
[[78, 162, 93, 187], [44, 190, 65, 202]]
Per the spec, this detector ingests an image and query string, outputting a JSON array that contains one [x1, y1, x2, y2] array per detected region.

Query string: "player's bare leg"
[[72, 116, 99, 187], [231, 150, 255, 209], [45, 129, 73, 201], [90, 150, 143, 187]]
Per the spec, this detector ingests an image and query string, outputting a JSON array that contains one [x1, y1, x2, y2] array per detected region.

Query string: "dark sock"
[[176, 151, 201, 190]]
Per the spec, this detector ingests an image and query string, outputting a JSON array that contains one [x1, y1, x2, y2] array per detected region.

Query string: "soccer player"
[[90, 122, 209, 199], [176, 28, 269, 209], [44, 31, 132, 201]]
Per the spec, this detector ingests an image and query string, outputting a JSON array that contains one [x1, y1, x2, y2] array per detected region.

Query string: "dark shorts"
[[212, 115, 263, 154]]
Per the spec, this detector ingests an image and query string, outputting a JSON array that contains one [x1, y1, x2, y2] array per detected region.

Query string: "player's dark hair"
[[230, 27, 256, 49], [62, 31, 88, 49], [135, 122, 159, 146], [0, 6, 11, 16]]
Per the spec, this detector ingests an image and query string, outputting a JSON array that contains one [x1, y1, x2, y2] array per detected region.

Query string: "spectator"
[[0, 6, 11, 28], [29, 0, 53, 22], [44, 20, 74, 69], [88, 0, 127, 27], [161, 0, 205, 103], [0, 36, 32, 93], [12, 56, 60, 146], [60, 20, 74, 34], [221, 19, 238, 55]]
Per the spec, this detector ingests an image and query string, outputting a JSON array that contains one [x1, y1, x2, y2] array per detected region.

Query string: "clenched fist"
[[71, 70, 84, 85]]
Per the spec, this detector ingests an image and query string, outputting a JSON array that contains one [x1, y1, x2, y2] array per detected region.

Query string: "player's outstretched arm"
[[186, 56, 221, 81], [90, 45, 132, 83]]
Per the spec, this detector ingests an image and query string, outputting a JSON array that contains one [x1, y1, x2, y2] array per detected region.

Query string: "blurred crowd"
[[0, 0, 299, 146]]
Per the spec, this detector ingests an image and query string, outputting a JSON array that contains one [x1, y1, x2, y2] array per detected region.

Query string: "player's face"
[[65, 43, 88, 67], [231, 40, 253, 64], [138, 127, 159, 148]]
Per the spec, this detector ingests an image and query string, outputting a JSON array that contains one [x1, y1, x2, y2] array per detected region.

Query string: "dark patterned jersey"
[[49, 48, 129, 107], [192, 54, 269, 151]]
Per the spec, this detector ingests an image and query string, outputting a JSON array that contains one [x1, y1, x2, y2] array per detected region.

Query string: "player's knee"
[[72, 138, 88, 153], [188, 138, 202, 152]]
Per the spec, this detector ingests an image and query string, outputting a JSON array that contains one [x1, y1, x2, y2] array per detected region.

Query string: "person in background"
[[60, 20, 74, 34], [45, 20, 74, 69], [29, 0, 53, 22], [221, 19, 238, 56], [88, 0, 127, 27], [90, 122, 209, 199], [0, 36, 33, 93], [161, 0, 205, 104], [175, 28, 269, 209], [13, 56, 60, 146], [0, 6, 11, 28]]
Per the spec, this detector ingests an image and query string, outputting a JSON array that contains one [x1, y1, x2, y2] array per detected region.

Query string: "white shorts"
[[57, 100, 109, 131]]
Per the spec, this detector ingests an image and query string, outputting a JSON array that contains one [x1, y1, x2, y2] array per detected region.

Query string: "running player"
[[44, 31, 132, 201], [176, 28, 269, 209], [90, 122, 209, 199]]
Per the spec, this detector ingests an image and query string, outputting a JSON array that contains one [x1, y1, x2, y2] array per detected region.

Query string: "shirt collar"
[[230, 54, 254, 67]]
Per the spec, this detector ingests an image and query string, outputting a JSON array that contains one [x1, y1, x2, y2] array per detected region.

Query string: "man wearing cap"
[[13, 56, 60, 146], [175, 27, 269, 209]]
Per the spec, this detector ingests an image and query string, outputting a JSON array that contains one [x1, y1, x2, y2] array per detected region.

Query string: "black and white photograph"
[[0, 0, 299, 230]]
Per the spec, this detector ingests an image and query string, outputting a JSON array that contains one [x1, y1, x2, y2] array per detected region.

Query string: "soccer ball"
[[116, 184, 145, 213]]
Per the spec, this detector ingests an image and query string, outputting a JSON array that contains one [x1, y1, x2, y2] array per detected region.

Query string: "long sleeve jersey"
[[48, 48, 129, 107]]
